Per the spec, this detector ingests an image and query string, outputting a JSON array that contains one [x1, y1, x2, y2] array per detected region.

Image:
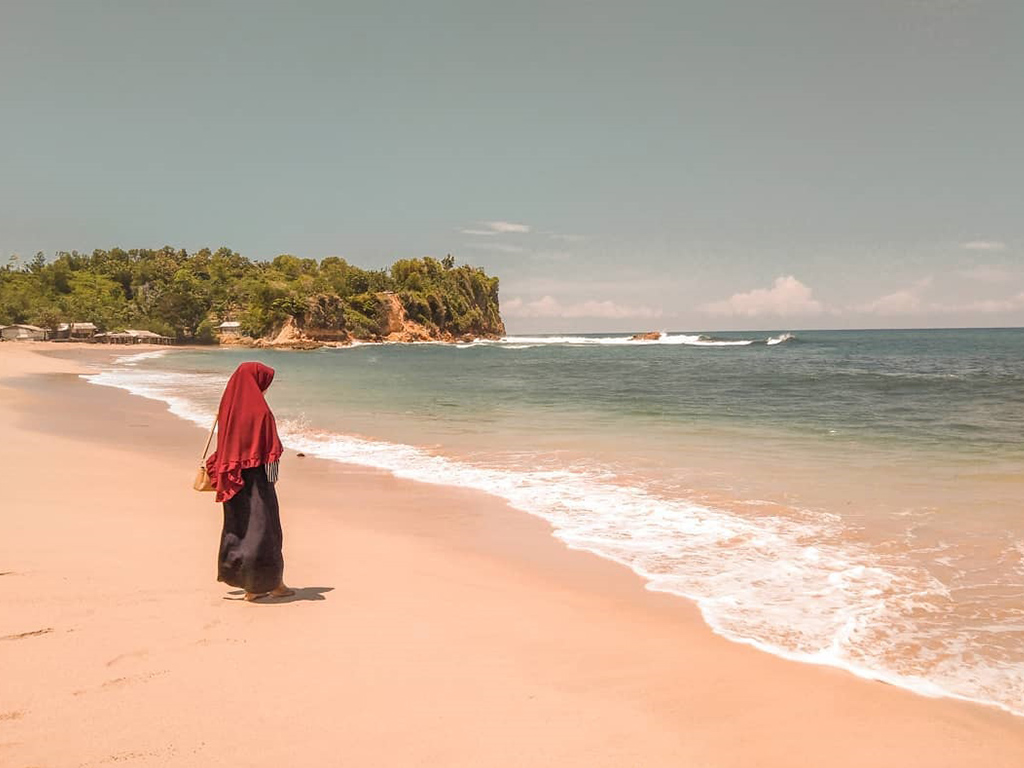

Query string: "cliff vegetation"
[[0, 248, 505, 345]]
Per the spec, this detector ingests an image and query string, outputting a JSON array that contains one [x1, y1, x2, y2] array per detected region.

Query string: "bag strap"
[[200, 413, 218, 462]]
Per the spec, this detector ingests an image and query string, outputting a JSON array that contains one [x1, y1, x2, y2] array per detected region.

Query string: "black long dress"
[[218, 467, 284, 594]]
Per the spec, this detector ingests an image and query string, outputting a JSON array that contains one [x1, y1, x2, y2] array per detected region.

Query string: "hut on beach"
[[126, 329, 174, 345], [97, 329, 174, 345], [217, 321, 241, 336], [0, 324, 48, 341], [54, 322, 98, 340]]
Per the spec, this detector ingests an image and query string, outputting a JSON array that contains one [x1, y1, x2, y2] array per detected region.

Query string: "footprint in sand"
[[0, 628, 53, 641], [73, 670, 168, 697], [0, 710, 24, 721], [194, 635, 243, 647], [105, 650, 149, 667], [84, 746, 176, 766]]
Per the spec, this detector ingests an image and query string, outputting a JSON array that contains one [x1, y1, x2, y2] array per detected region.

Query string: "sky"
[[1, 1, 1021, 333]]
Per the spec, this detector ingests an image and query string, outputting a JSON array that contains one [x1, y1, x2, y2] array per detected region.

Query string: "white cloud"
[[962, 240, 1007, 251], [701, 276, 823, 317], [459, 221, 531, 236], [503, 295, 662, 319], [859, 289, 923, 315], [485, 220, 531, 233], [956, 294, 1024, 314], [856, 277, 932, 315], [853, 278, 1024, 316]]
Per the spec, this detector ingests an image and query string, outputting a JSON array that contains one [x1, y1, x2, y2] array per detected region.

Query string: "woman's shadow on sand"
[[224, 587, 334, 603]]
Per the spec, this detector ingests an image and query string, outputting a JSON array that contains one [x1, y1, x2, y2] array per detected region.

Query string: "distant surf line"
[[473, 332, 796, 348]]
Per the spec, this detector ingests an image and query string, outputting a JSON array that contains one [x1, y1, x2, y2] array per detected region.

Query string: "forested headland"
[[0, 247, 505, 344]]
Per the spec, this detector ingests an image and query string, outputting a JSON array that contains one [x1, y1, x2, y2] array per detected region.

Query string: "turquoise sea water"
[[85, 329, 1024, 716]]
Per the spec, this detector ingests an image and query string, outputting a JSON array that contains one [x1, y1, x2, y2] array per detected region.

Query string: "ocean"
[[83, 328, 1024, 717]]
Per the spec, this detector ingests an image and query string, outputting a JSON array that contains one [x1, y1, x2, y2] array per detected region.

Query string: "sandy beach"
[[1, 343, 1023, 767]]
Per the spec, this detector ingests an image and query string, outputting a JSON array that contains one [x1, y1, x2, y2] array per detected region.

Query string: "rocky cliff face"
[[377, 293, 434, 342], [229, 290, 504, 349]]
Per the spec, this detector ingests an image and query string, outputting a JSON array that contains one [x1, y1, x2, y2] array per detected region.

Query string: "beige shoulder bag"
[[193, 415, 218, 493]]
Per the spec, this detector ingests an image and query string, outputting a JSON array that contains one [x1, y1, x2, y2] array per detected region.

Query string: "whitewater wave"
[[86, 369, 223, 426], [80, 362, 1023, 719], [486, 332, 795, 347], [114, 349, 174, 365]]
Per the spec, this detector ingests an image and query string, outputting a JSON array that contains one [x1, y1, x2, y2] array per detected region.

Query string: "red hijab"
[[206, 362, 284, 502]]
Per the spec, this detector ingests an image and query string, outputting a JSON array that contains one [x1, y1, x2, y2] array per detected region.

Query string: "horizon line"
[[503, 325, 1024, 336]]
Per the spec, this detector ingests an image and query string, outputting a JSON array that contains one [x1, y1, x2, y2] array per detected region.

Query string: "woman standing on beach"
[[206, 362, 294, 601]]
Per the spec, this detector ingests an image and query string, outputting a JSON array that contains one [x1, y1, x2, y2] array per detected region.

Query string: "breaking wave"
[[113, 349, 174, 365], [480, 332, 796, 347]]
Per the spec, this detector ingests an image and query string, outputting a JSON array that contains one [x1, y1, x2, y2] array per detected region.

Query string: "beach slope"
[[1, 344, 1022, 767]]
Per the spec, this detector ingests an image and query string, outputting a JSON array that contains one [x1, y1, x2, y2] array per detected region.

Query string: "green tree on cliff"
[[0, 248, 504, 342]]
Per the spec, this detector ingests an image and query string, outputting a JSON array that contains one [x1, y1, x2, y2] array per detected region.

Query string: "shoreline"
[[2, 344, 1023, 766], [79, 342, 1024, 719]]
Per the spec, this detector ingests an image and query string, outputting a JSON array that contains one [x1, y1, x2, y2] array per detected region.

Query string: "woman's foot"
[[269, 584, 295, 598], [244, 591, 269, 602]]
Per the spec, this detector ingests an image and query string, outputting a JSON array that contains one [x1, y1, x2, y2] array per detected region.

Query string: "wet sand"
[[1, 343, 1023, 767]]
